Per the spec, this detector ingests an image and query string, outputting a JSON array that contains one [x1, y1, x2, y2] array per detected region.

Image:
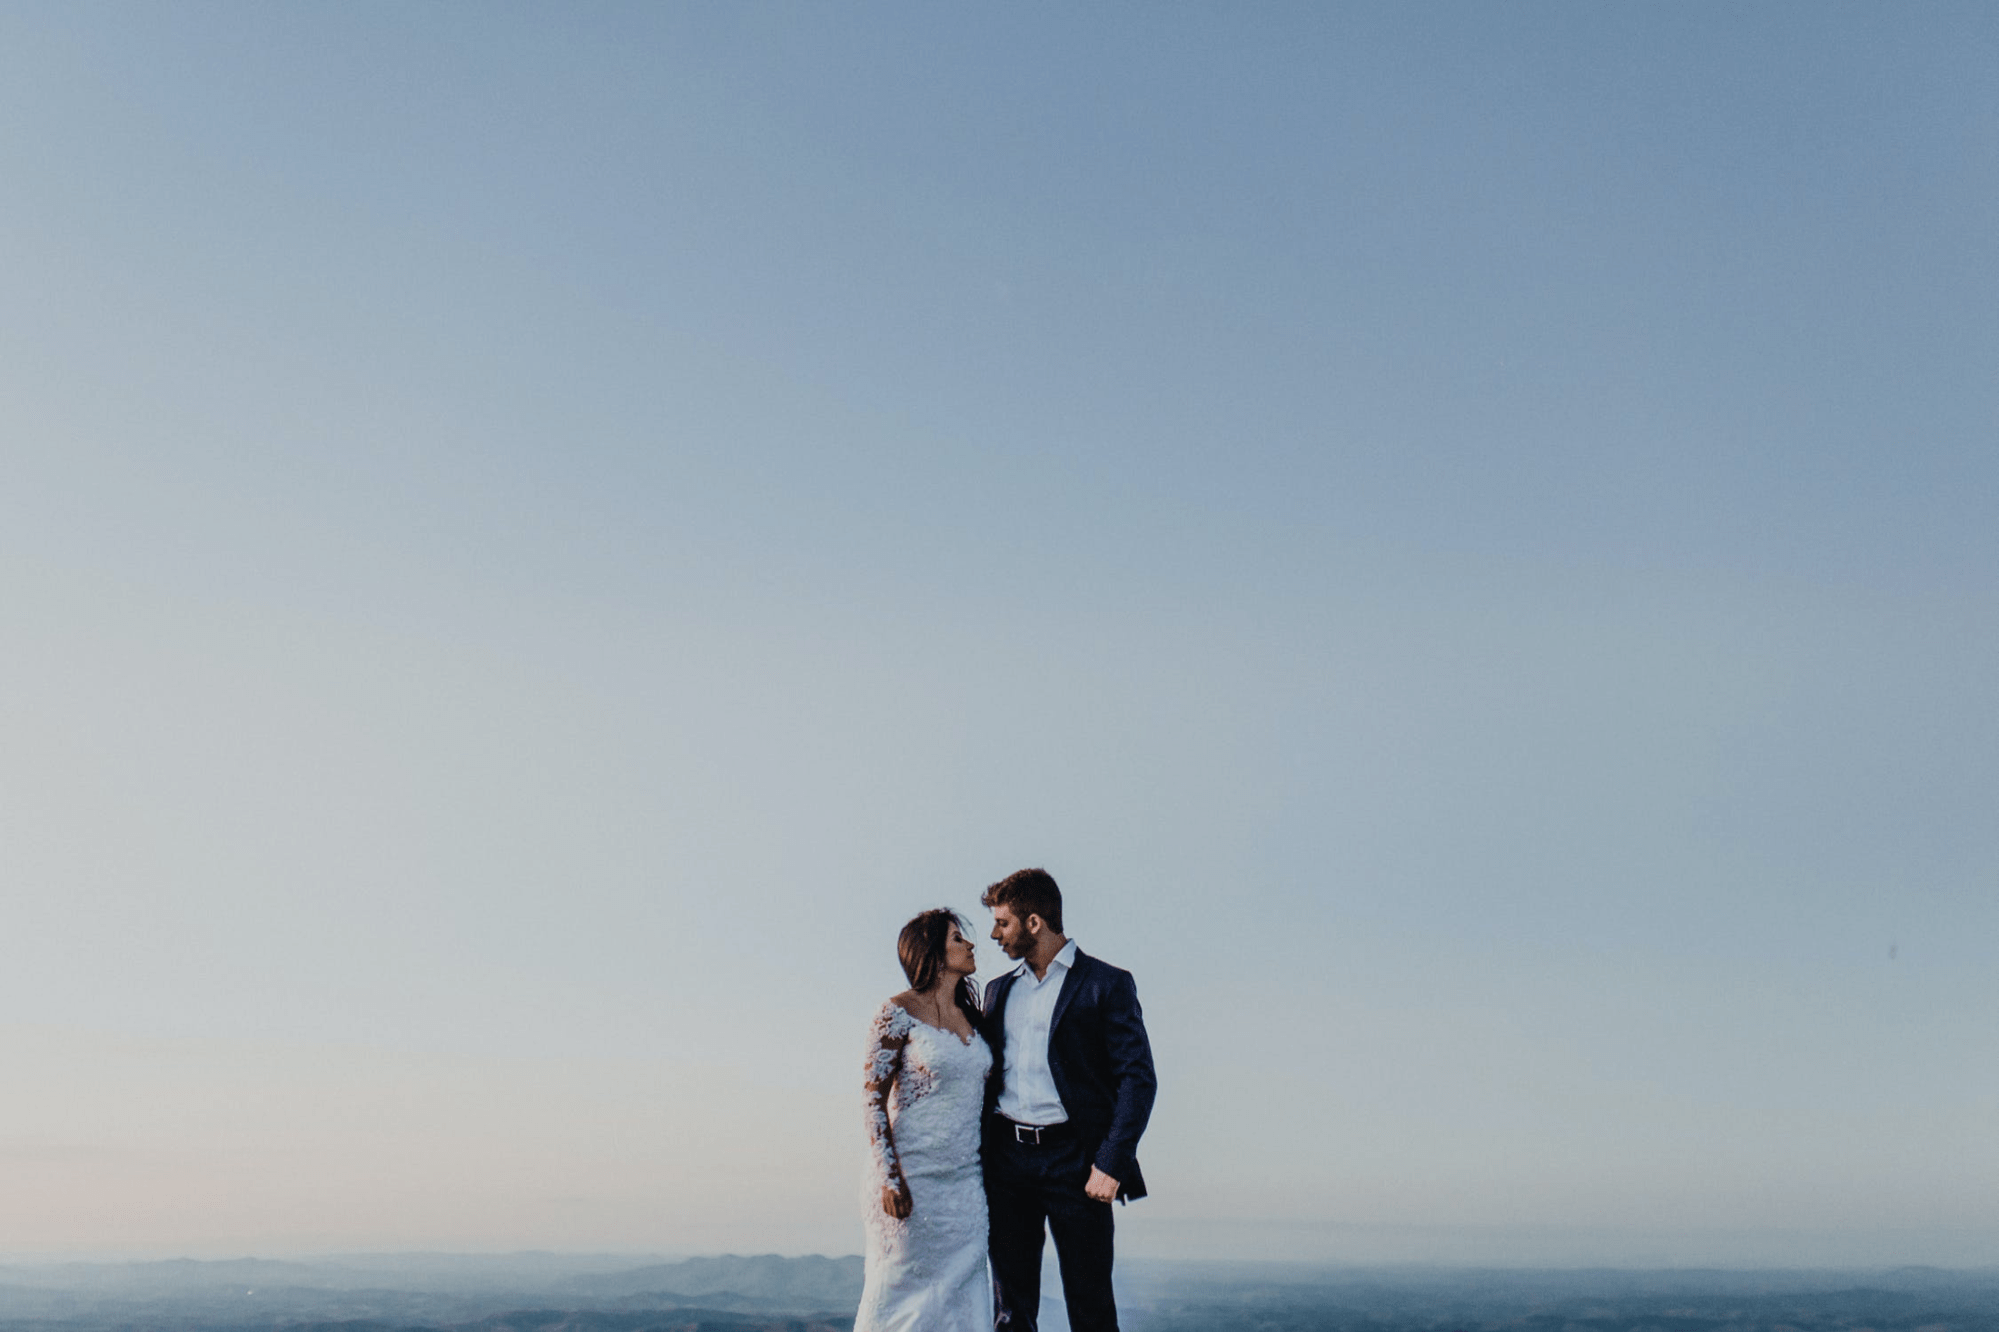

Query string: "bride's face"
[[945, 920, 977, 977]]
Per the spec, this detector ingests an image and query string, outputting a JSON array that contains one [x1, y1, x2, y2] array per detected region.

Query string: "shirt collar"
[[1012, 939, 1079, 982]]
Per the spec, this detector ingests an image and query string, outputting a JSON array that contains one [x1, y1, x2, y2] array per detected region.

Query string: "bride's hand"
[[880, 1176, 913, 1219]]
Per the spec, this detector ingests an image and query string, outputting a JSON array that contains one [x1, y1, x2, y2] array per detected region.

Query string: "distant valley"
[[2, 1252, 1998, 1330]]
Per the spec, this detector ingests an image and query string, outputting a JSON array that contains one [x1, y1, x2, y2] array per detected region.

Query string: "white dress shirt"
[[997, 938, 1078, 1125]]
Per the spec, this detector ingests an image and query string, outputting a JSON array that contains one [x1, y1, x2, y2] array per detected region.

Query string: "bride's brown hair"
[[897, 908, 982, 1025]]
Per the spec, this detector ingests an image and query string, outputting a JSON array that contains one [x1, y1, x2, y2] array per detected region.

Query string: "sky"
[[1, 1, 1996, 1267]]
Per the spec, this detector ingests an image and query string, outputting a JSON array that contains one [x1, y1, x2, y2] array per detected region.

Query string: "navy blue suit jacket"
[[981, 949, 1157, 1201]]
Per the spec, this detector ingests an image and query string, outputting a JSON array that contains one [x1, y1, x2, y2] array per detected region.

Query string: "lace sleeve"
[[863, 1002, 914, 1187]]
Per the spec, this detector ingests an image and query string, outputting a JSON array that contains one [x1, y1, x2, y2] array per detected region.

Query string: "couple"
[[855, 868, 1157, 1333]]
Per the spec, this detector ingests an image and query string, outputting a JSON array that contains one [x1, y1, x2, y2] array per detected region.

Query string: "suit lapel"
[[1047, 948, 1088, 1037]]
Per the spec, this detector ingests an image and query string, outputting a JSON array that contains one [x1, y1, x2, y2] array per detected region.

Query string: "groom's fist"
[[1084, 1166, 1119, 1203], [880, 1180, 913, 1219]]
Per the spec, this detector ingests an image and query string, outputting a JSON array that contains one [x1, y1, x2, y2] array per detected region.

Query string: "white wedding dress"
[[855, 1001, 994, 1332]]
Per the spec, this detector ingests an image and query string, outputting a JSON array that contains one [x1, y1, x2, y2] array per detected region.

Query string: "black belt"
[[996, 1115, 1072, 1146]]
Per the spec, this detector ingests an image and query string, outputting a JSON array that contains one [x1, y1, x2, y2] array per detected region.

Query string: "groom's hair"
[[982, 868, 1063, 935]]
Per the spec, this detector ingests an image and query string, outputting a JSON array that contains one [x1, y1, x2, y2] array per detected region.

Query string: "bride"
[[855, 909, 993, 1332]]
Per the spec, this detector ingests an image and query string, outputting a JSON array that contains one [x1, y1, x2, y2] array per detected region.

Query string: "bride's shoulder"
[[869, 995, 917, 1040]]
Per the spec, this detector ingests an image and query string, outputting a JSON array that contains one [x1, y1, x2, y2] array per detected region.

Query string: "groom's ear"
[[1024, 913, 1045, 937]]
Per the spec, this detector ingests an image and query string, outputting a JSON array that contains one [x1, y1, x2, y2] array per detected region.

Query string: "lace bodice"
[[861, 1000, 991, 1192]]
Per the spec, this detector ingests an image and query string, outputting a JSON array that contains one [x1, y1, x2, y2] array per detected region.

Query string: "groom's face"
[[990, 904, 1036, 959]]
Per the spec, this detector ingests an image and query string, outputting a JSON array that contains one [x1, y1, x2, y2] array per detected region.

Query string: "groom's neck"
[[1026, 932, 1068, 981]]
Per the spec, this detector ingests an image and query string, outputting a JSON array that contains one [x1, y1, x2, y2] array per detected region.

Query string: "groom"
[[980, 868, 1156, 1332]]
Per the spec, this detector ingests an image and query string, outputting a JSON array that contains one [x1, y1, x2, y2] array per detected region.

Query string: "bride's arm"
[[864, 1003, 914, 1219]]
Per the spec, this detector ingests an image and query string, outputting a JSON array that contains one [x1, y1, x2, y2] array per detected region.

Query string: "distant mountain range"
[[0, 1253, 862, 1330], [2, 1252, 1998, 1330]]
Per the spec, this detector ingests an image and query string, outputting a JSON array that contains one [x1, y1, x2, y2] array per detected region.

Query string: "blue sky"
[[1, 3, 1995, 1263]]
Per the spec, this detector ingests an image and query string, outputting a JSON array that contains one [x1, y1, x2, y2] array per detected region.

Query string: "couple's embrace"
[[856, 869, 1157, 1332]]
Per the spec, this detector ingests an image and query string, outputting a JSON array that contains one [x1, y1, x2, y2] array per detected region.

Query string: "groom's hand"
[[1084, 1166, 1119, 1203], [881, 1178, 913, 1219]]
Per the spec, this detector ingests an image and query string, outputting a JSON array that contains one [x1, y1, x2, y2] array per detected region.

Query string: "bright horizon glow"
[[1, 2, 1995, 1268]]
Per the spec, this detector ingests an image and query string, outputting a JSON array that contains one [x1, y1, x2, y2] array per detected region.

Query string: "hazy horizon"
[[0, 1244, 1994, 1274], [2, 1, 1994, 1272]]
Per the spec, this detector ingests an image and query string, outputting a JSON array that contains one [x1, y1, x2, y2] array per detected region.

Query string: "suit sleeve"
[[1092, 969, 1157, 1184], [979, 977, 1008, 1115]]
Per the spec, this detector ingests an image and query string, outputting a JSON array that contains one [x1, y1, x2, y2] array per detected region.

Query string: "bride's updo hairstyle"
[[898, 908, 982, 1024]]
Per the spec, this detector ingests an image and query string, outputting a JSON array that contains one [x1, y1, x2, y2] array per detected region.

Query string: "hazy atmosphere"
[[2, 1, 1995, 1272]]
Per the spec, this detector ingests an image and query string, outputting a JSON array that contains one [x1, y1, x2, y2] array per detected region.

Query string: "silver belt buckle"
[[1013, 1122, 1043, 1145]]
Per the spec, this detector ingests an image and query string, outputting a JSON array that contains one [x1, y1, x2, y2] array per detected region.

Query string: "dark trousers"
[[986, 1124, 1117, 1332]]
